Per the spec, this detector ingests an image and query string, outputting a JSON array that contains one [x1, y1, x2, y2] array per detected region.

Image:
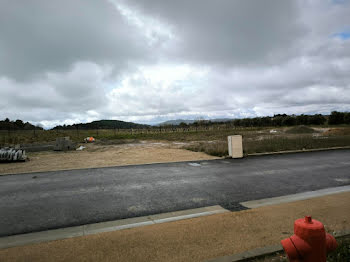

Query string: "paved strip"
[[0, 192, 349, 262], [1, 149, 349, 237], [0, 205, 228, 249], [241, 185, 350, 208], [3, 184, 347, 250]]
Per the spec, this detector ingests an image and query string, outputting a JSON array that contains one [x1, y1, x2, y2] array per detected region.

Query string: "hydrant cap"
[[295, 217, 324, 232], [305, 216, 312, 223]]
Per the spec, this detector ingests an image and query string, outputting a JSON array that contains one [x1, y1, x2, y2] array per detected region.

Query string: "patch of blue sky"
[[332, 0, 349, 4], [333, 31, 350, 40]]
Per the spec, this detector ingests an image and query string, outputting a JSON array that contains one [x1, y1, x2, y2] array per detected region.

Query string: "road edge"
[[0, 205, 228, 250], [240, 185, 350, 209], [246, 146, 350, 157]]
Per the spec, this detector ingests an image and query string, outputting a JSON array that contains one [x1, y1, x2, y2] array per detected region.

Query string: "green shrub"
[[185, 142, 228, 157]]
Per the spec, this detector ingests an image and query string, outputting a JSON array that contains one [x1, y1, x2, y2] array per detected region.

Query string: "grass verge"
[[244, 135, 350, 155], [184, 135, 350, 157], [1, 127, 350, 157], [0, 128, 262, 145], [249, 235, 350, 262], [184, 141, 228, 157]]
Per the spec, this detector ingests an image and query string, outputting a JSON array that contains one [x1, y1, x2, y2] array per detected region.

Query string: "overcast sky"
[[1, 0, 350, 128]]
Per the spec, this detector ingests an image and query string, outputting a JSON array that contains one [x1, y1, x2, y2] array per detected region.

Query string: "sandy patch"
[[0, 141, 219, 175]]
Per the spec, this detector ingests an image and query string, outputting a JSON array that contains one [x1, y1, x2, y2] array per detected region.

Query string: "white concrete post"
[[227, 135, 243, 158]]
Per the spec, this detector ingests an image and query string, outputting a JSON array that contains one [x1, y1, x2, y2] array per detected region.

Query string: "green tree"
[[179, 122, 188, 128], [282, 116, 296, 126], [328, 111, 345, 125], [15, 119, 25, 129], [344, 113, 350, 124], [296, 115, 308, 125], [308, 114, 326, 125]]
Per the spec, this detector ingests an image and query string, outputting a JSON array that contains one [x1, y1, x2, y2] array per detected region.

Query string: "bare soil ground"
[[0, 192, 348, 262], [0, 140, 219, 175], [1, 126, 349, 175]]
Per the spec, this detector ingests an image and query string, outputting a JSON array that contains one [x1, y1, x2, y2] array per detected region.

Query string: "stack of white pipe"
[[0, 148, 27, 162]]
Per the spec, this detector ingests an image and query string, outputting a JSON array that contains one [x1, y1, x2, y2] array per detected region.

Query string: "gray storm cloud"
[[0, 0, 349, 128], [121, 0, 306, 66], [0, 0, 150, 80]]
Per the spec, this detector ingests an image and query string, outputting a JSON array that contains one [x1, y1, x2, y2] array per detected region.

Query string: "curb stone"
[[246, 146, 350, 157], [0, 205, 228, 250]]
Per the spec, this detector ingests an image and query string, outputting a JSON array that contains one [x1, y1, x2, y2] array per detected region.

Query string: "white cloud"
[[0, 62, 111, 127], [109, 0, 175, 47], [106, 64, 208, 118], [0, 0, 350, 128]]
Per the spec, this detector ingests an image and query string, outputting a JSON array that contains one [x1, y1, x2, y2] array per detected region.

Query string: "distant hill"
[[158, 119, 196, 126], [52, 120, 150, 130], [158, 118, 232, 126]]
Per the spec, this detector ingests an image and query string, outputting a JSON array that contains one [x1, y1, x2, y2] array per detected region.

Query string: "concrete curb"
[[247, 146, 350, 157], [0, 205, 228, 250], [207, 230, 350, 262], [207, 244, 283, 262], [240, 185, 350, 209]]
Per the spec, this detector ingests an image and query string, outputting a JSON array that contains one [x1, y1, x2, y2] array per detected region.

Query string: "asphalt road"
[[0, 150, 349, 237]]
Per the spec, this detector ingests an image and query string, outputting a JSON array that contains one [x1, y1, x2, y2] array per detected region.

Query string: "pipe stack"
[[0, 148, 27, 162]]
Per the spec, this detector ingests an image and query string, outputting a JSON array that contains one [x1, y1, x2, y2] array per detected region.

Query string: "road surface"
[[0, 150, 349, 237]]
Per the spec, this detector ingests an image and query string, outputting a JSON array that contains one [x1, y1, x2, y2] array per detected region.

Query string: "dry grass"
[[184, 134, 350, 157], [285, 125, 316, 134], [324, 128, 350, 136], [243, 135, 350, 154], [1, 127, 350, 158], [184, 141, 228, 157], [0, 127, 264, 146]]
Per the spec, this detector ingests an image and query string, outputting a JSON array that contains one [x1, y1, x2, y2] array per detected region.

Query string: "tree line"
[[0, 118, 43, 130], [328, 111, 350, 125], [176, 111, 350, 128], [1, 111, 349, 131]]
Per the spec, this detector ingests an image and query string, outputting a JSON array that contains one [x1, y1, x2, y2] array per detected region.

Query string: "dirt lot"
[[1, 126, 350, 175], [0, 141, 219, 175]]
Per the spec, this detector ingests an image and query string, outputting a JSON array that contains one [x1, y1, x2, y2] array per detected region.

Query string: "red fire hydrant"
[[281, 216, 337, 262]]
